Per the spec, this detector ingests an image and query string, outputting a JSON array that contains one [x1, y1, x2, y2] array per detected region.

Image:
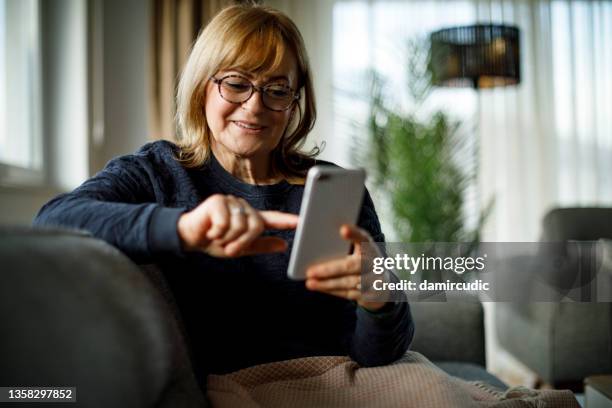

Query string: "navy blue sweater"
[[34, 141, 414, 378]]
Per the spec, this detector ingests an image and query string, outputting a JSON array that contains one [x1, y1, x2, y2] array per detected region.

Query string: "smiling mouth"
[[232, 121, 266, 131]]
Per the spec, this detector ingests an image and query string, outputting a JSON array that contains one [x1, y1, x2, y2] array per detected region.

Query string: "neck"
[[211, 143, 280, 185]]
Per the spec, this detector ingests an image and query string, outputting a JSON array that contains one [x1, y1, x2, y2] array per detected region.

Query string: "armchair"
[[495, 207, 612, 389]]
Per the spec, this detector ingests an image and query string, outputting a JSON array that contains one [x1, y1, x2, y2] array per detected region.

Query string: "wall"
[[0, 0, 150, 225], [91, 0, 150, 173]]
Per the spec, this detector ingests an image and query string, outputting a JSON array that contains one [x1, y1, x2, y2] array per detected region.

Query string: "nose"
[[240, 88, 266, 113]]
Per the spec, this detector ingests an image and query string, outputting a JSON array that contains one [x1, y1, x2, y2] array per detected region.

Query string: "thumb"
[[340, 224, 370, 255]]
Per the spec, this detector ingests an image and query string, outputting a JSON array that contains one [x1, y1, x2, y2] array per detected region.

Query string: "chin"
[[226, 141, 274, 159]]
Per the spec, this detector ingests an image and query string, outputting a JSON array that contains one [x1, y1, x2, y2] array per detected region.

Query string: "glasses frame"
[[210, 74, 300, 112]]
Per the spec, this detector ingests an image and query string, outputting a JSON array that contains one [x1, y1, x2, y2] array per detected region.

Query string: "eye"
[[265, 85, 293, 99], [221, 77, 251, 92]]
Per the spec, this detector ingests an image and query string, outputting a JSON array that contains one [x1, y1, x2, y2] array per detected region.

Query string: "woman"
[[34, 3, 414, 383]]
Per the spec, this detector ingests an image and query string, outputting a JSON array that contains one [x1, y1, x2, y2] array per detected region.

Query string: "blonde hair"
[[175, 4, 318, 177]]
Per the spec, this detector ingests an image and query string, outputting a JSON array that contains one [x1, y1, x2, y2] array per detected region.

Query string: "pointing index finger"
[[259, 211, 299, 230]]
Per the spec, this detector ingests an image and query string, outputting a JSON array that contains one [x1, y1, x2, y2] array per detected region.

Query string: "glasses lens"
[[220, 77, 252, 103], [263, 84, 294, 111]]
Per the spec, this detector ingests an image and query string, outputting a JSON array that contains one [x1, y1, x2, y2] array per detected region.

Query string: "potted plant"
[[354, 38, 491, 246]]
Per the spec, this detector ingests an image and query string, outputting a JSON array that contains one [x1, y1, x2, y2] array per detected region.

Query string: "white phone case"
[[287, 166, 366, 280]]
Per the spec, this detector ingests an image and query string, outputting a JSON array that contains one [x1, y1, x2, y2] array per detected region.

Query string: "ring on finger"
[[355, 281, 362, 291], [229, 205, 247, 216]]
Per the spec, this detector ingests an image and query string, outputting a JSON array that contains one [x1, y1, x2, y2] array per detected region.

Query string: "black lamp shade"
[[429, 24, 520, 89]]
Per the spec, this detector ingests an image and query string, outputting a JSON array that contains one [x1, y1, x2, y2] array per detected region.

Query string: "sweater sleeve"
[[33, 154, 186, 263], [349, 188, 415, 366]]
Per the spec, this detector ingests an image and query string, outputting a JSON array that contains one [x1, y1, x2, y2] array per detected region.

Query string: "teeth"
[[234, 121, 263, 130]]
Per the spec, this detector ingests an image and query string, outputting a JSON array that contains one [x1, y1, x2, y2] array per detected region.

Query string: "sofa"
[[1, 227, 505, 407]]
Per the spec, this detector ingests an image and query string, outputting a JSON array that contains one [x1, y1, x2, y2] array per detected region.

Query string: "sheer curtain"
[[272, 0, 612, 242], [476, 0, 612, 241]]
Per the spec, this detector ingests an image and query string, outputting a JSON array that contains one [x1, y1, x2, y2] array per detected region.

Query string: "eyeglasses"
[[211, 74, 300, 112]]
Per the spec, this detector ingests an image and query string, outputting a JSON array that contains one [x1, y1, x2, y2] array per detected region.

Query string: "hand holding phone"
[[287, 166, 366, 280]]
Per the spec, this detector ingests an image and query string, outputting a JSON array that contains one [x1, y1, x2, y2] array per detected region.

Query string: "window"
[[0, 0, 42, 184]]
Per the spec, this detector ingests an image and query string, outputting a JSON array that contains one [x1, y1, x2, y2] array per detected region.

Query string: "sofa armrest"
[[0, 227, 207, 408], [409, 299, 486, 366]]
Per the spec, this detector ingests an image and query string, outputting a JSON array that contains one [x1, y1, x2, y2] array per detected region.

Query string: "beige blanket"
[[207, 352, 580, 408]]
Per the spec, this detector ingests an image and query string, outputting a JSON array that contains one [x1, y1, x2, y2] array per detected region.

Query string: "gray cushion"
[[410, 300, 486, 366], [542, 208, 612, 241]]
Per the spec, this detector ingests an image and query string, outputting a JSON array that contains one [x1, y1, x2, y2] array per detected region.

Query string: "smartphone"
[[287, 165, 366, 280]]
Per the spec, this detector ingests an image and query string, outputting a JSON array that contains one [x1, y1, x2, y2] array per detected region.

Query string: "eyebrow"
[[224, 68, 291, 83]]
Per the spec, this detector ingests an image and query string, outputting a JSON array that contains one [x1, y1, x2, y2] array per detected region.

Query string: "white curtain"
[[476, 0, 612, 241], [270, 0, 612, 242]]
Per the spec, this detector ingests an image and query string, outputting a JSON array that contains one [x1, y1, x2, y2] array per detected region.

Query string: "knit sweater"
[[33, 140, 414, 379]]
